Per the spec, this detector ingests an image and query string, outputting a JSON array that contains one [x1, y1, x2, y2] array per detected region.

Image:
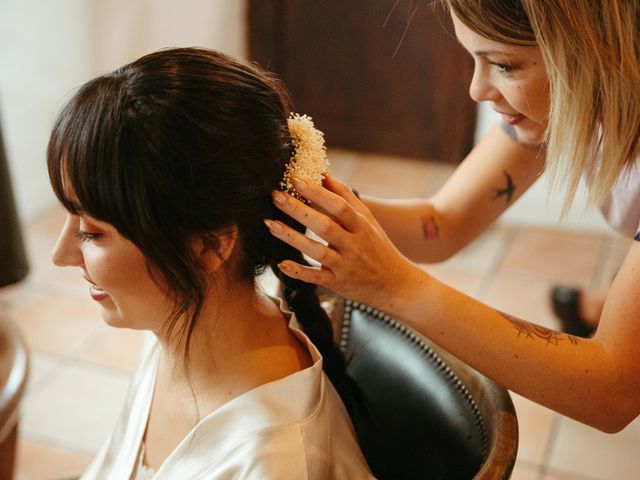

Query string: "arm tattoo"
[[498, 311, 580, 346], [493, 170, 516, 204], [421, 214, 440, 239]]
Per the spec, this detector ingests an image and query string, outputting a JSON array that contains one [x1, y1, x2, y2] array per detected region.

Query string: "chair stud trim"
[[340, 299, 489, 460]]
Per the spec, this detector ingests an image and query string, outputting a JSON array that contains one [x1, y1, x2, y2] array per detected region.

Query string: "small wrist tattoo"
[[421, 214, 440, 240]]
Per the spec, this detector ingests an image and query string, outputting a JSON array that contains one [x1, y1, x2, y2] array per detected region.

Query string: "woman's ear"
[[192, 226, 239, 273]]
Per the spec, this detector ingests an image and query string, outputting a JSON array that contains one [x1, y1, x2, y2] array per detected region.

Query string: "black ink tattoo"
[[567, 335, 580, 345], [498, 311, 580, 346], [493, 171, 516, 204], [421, 214, 440, 239]]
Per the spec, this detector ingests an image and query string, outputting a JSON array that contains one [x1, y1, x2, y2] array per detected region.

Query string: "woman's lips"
[[500, 112, 526, 126], [84, 275, 109, 301], [89, 284, 109, 302]]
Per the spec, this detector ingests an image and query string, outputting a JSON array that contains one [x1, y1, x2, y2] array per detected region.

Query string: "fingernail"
[[278, 262, 291, 272], [292, 178, 308, 192], [272, 190, 286, 204], [264, 219, 283, 233]]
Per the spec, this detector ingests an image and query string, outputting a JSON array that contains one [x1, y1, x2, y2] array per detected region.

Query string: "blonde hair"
[[447, 0, 640, 212]]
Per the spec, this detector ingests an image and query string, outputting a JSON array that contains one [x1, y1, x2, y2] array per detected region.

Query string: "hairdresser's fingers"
[[271, 191, 358, 244], [293, 175, 367, 222], [276, 261, 335, 287], [293, 180, 366, 233], [276, 237, 420, 313], [269, 193, 421, 309], [264, 219, 341, 267], [322, 175, 370, 216]]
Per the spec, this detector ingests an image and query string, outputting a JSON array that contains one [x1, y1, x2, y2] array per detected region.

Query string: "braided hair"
[[268, 209, 347, 385]]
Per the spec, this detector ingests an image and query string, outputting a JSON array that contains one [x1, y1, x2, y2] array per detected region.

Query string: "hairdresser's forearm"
[[391, 264, 633, 432], [362, 196, 466, 263]]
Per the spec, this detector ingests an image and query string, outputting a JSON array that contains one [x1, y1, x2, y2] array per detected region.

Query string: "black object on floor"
[[550, 286, 595, 338]]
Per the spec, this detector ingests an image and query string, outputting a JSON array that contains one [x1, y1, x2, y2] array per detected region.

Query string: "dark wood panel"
[[249, 0, 476, 163]]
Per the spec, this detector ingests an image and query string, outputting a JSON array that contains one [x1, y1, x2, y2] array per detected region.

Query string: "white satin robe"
[[80, 299, 374, 479]]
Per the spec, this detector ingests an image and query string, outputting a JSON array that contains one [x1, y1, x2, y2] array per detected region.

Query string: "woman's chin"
[[101, 313, 128, 328], [514, 123, 546, 146], [100, 311, 156, 331], [99, 307, 134, 329]]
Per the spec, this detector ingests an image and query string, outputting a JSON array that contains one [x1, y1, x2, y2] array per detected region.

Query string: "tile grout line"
[[536, 413, 563, 480], [474, 223, 520, 302], [25, 344, 134, 399], [18, 429, 98, 457], [587, 234, 612, 291]]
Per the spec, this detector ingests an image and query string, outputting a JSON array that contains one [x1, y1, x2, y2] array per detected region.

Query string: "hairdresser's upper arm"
[[430, 122, 546, 250]]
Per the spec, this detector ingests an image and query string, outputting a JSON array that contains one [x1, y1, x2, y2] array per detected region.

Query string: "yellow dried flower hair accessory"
[[281, 113, 330, 199]]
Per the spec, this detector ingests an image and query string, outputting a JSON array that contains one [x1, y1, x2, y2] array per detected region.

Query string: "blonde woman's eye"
[[490, 62, 516, 73], [75, 229, 101, 242]]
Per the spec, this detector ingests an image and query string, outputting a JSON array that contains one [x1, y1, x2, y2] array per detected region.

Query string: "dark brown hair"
[[47, 47, 346, 386]]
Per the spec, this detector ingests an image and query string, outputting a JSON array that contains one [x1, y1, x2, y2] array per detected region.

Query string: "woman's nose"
[[468, 65, 500, 103], [52, 214, 83, 267]]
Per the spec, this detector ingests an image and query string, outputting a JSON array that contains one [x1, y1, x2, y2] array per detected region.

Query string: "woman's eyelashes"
[[489, 61, 517, 73], [75, 228, 102, 242]]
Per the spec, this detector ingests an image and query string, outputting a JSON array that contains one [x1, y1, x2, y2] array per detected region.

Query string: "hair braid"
[[266, 208, 365, 423], [267, 206, 347, 387]]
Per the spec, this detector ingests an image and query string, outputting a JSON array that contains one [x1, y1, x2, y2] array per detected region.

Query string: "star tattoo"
[[493, 170, 516, 204]]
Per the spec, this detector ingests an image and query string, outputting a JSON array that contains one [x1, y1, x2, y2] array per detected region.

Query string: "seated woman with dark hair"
[[48, 47, 373, 479]]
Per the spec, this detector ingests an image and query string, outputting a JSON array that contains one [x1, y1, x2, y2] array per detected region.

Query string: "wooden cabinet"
[[249, 0, 476, 163]]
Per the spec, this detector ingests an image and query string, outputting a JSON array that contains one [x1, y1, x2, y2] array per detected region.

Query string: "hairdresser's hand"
[[266, 175, 424, 313]]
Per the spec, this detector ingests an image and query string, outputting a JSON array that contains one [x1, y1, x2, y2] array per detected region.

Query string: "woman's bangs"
[[47, 78, 128, 224]]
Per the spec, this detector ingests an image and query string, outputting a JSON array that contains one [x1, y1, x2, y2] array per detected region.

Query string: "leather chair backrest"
[[337, 300, 516, 480]]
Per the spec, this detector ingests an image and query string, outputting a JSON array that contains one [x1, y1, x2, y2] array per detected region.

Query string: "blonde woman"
[[267, 0, 640, 433]]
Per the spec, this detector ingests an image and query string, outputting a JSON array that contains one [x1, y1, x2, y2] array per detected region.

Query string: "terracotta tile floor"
[[3, 150, 638, 479]]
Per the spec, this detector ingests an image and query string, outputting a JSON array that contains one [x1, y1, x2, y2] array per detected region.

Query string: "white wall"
[[0, 0, 247, 221], [475, 102, 611, 233]]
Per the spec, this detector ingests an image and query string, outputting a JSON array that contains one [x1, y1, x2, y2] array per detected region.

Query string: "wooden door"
[[249, 0, 476, 163]]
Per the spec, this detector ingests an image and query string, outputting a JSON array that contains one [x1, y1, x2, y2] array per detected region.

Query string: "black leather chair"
[[322, 294, 518, 480]]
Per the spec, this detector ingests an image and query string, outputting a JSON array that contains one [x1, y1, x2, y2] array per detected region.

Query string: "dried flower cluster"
[[281, 113, 330, 198]]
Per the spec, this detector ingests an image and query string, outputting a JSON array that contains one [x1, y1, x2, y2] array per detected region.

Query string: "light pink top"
[[599, 158, 640, 239]]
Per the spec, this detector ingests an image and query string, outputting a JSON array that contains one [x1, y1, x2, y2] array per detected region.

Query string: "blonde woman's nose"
[[468, 66, 500, 103]]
